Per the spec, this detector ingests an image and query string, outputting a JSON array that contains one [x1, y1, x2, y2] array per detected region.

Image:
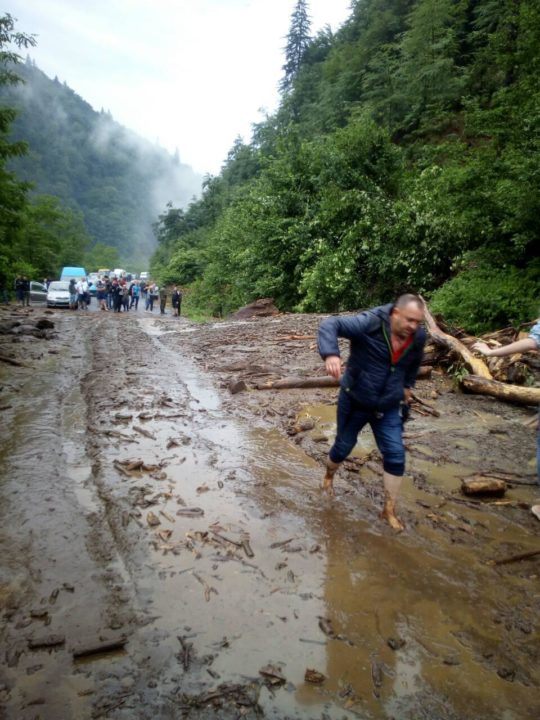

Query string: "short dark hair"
[[394, 293, 423, 311]]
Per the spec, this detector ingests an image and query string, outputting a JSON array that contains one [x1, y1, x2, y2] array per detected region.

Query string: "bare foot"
[[321, 473, 335, 496], [380, 503, 404, 531]]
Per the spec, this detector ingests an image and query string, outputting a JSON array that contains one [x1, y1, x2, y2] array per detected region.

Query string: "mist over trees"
[[152, 0, 539, 331], [0, 56, 202, 271]]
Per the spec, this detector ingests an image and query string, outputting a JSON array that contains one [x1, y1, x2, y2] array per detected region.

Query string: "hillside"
[[0, 58, 202, 265], [151, 0, 539, 330]]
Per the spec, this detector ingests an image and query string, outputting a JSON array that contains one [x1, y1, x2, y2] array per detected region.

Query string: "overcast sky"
[[6, 0, 352, 175]]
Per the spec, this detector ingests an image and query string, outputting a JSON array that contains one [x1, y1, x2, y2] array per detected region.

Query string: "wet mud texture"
[[0, 305, 539, 720]]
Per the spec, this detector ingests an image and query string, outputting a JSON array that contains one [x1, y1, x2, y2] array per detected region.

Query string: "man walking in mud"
[[318, 294, 426, 530]]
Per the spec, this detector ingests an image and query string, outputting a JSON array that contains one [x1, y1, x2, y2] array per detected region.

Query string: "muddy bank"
[[0, 306, 539, 719]]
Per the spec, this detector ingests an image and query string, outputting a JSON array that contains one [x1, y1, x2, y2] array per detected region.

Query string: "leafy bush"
[[430, 258, 539, 334]]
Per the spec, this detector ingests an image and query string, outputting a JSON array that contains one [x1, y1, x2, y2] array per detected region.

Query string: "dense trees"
[[152, 0, 539, 330]]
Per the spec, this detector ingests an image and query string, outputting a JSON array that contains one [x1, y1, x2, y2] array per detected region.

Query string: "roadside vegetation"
[[150, 0, 539, 330]]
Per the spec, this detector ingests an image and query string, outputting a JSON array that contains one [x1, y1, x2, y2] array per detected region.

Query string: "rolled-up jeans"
[[329, 388, 405, 476]]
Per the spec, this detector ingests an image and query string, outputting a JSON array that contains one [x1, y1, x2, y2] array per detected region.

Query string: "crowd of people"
[[72, 275, 183, 316]]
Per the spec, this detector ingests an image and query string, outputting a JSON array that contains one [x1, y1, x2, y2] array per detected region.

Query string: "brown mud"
[[0, 305, 539, 720]]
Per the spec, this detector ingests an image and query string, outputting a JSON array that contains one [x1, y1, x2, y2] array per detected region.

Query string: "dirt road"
[[0, 305, 539, 719]]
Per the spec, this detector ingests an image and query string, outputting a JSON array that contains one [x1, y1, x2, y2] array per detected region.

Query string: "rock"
[[461, 476, 507, 497], [304, 668, 325, 684], [229, 378, 247, 395], [35, 318, 55, 330]]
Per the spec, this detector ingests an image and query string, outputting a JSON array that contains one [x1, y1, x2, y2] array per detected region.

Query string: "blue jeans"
[[329, 389, 405, 476]]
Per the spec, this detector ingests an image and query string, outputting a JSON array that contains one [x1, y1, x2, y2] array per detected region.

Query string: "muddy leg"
[[322, 458, 340, 496], [380, 472, 404, 531]]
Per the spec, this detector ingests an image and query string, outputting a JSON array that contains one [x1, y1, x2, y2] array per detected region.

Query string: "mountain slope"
[[0, 59, 202, 265]]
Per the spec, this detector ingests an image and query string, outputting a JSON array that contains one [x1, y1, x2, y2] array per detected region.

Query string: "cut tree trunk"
[[461, 375, 540, 407], [420, 298, 492, 379]]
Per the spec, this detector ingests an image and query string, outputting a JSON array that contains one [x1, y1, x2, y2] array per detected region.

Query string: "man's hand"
[[325, 355, 342, 379], [404, 388, 412, 405]]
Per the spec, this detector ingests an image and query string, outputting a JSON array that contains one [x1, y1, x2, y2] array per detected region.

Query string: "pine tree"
[[280, 0, 312, 94]]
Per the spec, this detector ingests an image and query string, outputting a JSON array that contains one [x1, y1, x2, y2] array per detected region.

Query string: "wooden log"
[[420, 298, 492, 379], [255, 366, 432, 391], [461, 375, 540, 407]]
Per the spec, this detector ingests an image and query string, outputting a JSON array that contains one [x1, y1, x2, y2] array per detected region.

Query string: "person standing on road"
[[121, 281, 130, 312], [96, 278, 108, 311], [76, 277, 89, 310], [159, 285, 167, 315], [0, 272, 9, 303], [130, 281, 140, 310], [68, 278, 78, 309], [473, 320, 540, 486], [14, 276, 24, 305], [145, 283, 155, 312], [21, 276, 30, 306], [112, 279, 123, 313], [318, 294, 426, 531], [171, 287, 182, 317], [105, 276, 113, 310]]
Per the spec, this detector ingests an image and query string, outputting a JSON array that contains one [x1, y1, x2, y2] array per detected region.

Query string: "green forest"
[[0, 14, 201, 284], [1, 4, 539, 331], [150, 0, 539, 332]]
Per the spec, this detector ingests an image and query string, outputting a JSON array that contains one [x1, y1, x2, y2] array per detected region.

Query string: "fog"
[[4, 60, 203, 264]]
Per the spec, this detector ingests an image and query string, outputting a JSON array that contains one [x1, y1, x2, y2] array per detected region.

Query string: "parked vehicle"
[[60, 266, 87, 282], [47, 280, 71, 307], [30, 281, 48, 304], [140, 271, 149, 280]]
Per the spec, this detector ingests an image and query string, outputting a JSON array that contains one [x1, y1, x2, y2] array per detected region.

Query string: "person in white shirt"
[[76, 277, 89, 310]]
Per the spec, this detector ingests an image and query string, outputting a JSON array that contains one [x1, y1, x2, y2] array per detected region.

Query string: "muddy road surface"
[[0, 305, 539, 720]]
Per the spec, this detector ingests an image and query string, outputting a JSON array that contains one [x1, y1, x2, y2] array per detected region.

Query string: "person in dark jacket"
[[318, 294, 426, 530]]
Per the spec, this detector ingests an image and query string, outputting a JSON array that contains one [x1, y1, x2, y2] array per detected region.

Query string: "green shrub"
[[430, 260, 539, 334]]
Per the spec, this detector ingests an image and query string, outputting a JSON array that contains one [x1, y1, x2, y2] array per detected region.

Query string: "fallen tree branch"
[[0, 354, 27, 367], [255, 366, 432, 391], [420, 298, 492, 379], [491, 549, 540, 566], [461, 375, 540, 407]]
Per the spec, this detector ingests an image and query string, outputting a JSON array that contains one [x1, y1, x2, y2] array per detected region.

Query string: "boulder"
[[230, 298, 279, 320]]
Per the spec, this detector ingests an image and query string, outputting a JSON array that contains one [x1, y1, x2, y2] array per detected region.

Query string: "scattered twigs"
[[177, 635, 193, 672], [133, 425, 157, 440], [410, 391, 440, 417]]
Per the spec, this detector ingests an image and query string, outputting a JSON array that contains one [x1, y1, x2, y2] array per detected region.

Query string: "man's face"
[[391, 302, 424, 339]]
